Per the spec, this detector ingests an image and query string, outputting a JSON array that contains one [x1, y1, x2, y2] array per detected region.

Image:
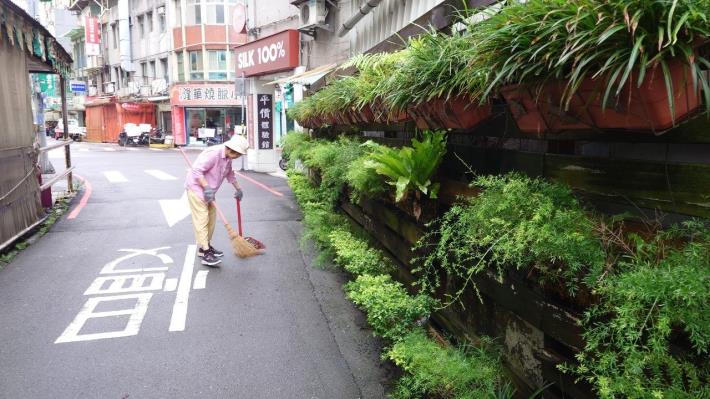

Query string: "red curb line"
[[67, 174, 92, 219], [236, 172, 284, 197]]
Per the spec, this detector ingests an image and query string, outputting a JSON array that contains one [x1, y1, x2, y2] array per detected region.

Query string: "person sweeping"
[[184, 135, 248, 266]]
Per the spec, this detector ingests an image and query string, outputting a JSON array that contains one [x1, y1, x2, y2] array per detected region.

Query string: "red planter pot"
[[502, 58, 701, 135], [408, 96, 492, 130]]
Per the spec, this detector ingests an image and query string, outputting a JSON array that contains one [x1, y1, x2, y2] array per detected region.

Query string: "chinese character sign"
[[257, 94, 273, 150], [84, 16, 100, 56]]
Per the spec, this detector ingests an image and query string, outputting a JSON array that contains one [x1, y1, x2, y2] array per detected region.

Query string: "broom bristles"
[[225, 224, 262, 258]]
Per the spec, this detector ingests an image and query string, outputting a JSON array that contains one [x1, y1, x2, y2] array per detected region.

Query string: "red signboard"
[[235, 30, 299, 77], [84, 16, 99, 56]]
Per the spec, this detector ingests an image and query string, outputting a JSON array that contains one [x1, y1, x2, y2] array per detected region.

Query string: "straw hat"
[[224, 135, 249, 155]]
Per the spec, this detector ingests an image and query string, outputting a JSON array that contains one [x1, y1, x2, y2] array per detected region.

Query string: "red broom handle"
[[178, 147, 230, 226], [236, 199, 243, 236]]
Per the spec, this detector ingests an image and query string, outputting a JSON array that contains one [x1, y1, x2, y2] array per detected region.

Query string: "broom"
[[236, 198, 265, 250], [178, 147, 262, 258]]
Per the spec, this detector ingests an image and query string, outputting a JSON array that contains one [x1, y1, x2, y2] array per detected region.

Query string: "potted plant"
[[471, 0, 710, 134]]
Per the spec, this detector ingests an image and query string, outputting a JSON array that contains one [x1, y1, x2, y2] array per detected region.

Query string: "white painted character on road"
[[55, 246, 207, 344]]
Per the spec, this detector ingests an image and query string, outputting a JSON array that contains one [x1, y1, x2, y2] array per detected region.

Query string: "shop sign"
[[84, 16, 100, 56], [256, 94, 273, 150], [235, 30, 299, 77], [170, 84, 242, 107], [70, 80, 87, 93]]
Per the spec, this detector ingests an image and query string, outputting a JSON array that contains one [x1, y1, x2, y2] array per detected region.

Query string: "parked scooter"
[[149, 127, 165, 144]]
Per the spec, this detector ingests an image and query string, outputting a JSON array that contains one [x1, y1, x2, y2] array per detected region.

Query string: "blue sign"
[[70, 81, 87, 93]]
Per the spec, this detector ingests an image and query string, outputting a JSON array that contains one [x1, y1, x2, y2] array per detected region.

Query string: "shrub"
[[417, 173, 605, 300], [302, 137, 365, 207], [346, 274, 434, 342], [570, 221, 710, 399], [346, 152, 387, 203], [329, 228, 393, 276], [386, 329, 510, 399], [281, 131, 310, 169]]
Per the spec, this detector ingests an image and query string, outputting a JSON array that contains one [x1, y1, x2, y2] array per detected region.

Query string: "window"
[[206, 0, 224, 24], [174, 0, 182, 26], [207, 50, 227, 80], [189, 50, 204, 80], [187, 0, 201, 25], [177, 52, 185, 81], [137, 15, 144, 38], [149, 60, 156, 79], [160, 58, 168, 81], [101, 24, 108, 53], [141, 62, 148, 83], [112, 24, 118, 49], [159, 10, 166, 32], [147, 12, 153, 32]]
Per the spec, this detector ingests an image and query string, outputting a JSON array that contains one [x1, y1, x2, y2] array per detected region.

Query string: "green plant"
[[302, 137, 365, 206], [287, 171, 348, 264], [568, 221, 710, 399], [416, 173, 605, 303], [345, 274, 434, 342], [281, 131, 310, 169], [469, 0, 710, 114], [329, 228, 393, 276], [386, 329, 509, 399], [345, 153, 388, 203], [381, 28, 486, 111], [364, 131, 447, 202]]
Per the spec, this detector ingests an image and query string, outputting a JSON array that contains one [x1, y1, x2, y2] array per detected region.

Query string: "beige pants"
[[187, 189, 216, 250]]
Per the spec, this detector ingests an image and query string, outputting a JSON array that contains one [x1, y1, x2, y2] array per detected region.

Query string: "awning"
[[266, 63, 337, 86], [147, 96, 170, 102]]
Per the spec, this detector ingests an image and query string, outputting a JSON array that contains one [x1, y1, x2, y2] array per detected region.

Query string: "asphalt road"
[[0, 141, 388, 399]]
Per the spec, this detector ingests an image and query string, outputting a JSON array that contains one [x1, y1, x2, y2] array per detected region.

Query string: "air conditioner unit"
[[298, 0, 328, 31], [157, 6, 165, 15], [104, 82, 115, 94]]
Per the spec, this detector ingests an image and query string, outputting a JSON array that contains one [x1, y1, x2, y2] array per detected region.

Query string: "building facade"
[[167, 0, 247, 145], [238, 0, 450, 172]]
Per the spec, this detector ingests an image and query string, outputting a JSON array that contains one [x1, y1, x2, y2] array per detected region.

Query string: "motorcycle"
[[149, 127, 165, 144]]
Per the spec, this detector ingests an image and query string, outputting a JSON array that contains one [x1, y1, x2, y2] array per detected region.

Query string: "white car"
[[55, 119, 86, 141]]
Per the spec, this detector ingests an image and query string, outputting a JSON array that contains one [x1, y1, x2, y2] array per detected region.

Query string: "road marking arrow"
[[159, 192, 191, 227]]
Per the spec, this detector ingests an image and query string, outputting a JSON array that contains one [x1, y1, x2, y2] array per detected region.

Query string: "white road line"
[[79, 148, 90, 152], [103, 171, 128, 183], [193, 270, 208, 290], [126, 147, 139, 151], [149, 148, 162, 152], [145, 169, 177, 181], [164, 278, 178, 292], [54, 293, 153, 343], [104, 147, 117, 152], [169, 245, 197, 332]]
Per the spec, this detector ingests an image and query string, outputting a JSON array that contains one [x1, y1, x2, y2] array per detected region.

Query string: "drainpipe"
[[337, 0, 385, 37], [118, 0, 132, 72]]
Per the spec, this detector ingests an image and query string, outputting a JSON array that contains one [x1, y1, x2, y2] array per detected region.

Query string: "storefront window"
[[185, 107, 243, 144], [189, 51, 204, 80], [208, 50, 227, 80], [176, 51, 185, 82], [187, 0, 201, 25]]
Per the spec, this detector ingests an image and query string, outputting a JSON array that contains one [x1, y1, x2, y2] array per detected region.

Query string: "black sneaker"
[[201, 251, 222, 267], [209, 245, 224, 257]]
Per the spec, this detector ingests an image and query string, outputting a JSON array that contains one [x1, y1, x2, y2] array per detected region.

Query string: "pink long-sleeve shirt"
[[184, 145, 236, 201]]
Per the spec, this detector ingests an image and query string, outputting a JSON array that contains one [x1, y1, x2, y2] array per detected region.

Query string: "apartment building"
[[66, 0, 173, 141], [167, 0, 248, 145]]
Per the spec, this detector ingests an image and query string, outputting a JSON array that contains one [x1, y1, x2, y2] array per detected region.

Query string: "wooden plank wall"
[[314, 103, 709, 398], [0, 38, 44, 247]]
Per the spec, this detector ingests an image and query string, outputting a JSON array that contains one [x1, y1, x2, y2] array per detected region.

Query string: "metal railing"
[[38, 140, 73, 192]]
